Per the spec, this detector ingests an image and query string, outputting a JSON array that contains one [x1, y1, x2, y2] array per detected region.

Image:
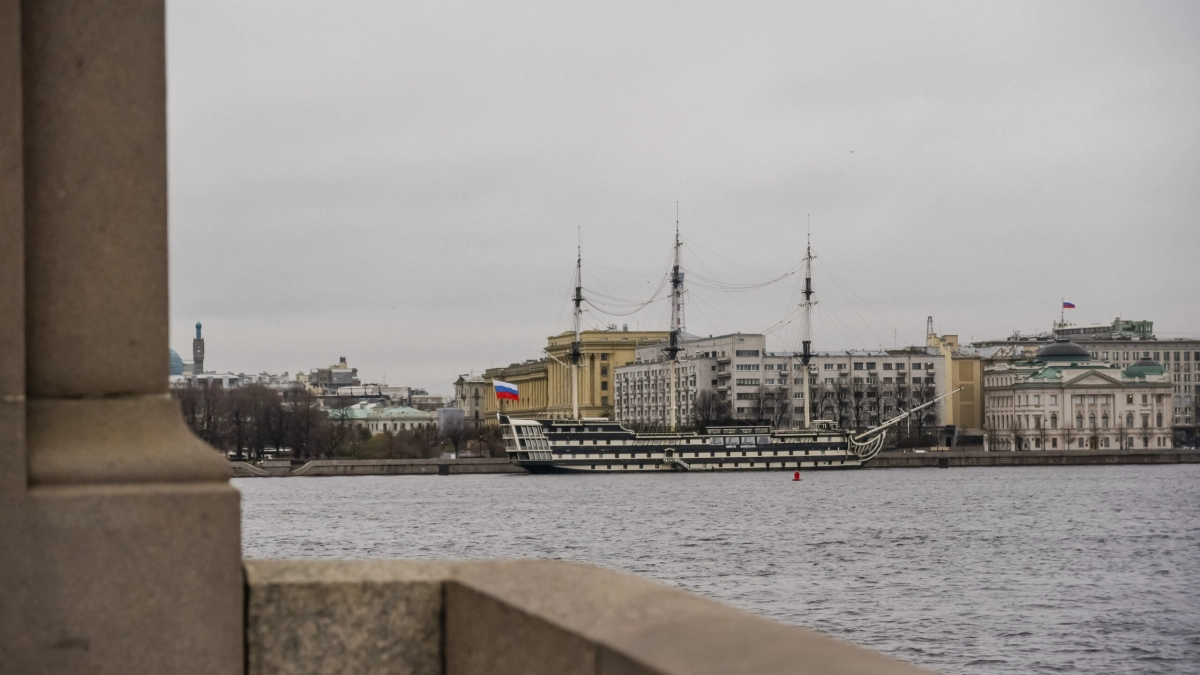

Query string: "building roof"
[[1124, 358, 1166, 379], [333, 403, 433, 420], [169, 349, 184, 376], [1036, 340, 1091, 362]]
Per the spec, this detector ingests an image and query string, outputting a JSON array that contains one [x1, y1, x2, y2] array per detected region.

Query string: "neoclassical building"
[[983, 341, 1173, 451]]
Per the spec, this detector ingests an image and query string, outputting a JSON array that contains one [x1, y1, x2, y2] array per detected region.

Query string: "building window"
[[1156, 413, 1163, 427], [735, 350, 759, 357], [601, 381, 608, 390], [1050, 413, 1057, 429], [601, 353, 608, 361]]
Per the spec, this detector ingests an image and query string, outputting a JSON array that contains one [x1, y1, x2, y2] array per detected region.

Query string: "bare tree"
[[440, 416, 469, 456], [692, 390, 729, 432]]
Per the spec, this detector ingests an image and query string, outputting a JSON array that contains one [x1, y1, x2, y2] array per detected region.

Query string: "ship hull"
[[501, 415, 880, 474]]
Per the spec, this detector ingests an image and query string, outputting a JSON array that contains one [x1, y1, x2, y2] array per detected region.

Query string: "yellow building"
[[927, 331, 983, 433], [484, 328, 670, 421]]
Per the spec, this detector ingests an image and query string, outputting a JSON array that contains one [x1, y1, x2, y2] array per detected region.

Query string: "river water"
[[236, 465, 1200, 674]]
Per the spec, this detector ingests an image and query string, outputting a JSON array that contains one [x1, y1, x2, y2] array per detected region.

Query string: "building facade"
[[614, 333, 949, 438], [481, 328, 671, 421], [453, 375, 489, 427], [926, 328, 983, 436], [308, 356, 360, 394], [335, 402, 436, 434], [982, 341, 1173, 451], [974, 319, 1199, 447]]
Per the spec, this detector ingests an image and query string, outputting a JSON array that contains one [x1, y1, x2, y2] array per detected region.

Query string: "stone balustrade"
[[247, 560, 932, 675]]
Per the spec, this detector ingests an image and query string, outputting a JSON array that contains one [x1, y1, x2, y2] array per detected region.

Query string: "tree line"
[[172, 384, 505, 462]]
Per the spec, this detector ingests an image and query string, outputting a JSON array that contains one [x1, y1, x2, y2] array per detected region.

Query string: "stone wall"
[[869, 448, 1200, 469], [246, 560, 933, 675]]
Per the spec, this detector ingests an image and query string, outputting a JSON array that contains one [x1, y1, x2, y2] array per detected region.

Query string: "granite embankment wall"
[[231, 458, 526, 478], [230, 450, 1200, 478], [868, 448, 1200, 469]]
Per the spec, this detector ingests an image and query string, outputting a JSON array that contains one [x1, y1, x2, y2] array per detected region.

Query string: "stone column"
[[1, 2, 242, 673]]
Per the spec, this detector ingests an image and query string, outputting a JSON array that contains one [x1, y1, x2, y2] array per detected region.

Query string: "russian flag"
[[493, 379, 519, 401], [1062, 301, 1076, 309]]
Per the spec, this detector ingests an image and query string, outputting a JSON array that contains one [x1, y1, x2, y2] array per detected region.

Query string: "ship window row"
[[571, 449, 829, 459], [711, 435, 770, 446], [586, 459, 845, 470]]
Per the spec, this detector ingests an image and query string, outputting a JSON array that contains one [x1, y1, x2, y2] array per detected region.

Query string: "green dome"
[[1124, 358, 1164, 378]]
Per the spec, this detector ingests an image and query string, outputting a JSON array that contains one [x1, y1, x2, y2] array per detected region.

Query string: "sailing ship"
[[498, 227, 954, 473]]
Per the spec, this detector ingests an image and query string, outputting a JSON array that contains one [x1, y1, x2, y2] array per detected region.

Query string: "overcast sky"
[[166, 1, 1200, 394]]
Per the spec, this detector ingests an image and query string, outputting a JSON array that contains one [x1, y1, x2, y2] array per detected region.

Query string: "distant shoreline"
[[230, 449, 1200, 477]]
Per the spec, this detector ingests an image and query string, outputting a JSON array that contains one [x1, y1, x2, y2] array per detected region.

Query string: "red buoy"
[[793, 470, 801, 481]]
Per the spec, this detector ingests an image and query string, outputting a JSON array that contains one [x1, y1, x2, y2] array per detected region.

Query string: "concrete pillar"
[[1, 2, 242, 673]]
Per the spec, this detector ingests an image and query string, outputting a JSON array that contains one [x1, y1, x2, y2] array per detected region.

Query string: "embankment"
[[868, 448, 1200, 469], [231, 458, 526, 478], [230, 449, 1200, 477]]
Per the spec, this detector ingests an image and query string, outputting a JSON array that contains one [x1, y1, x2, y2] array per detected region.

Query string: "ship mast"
[[666, 204, 685, 432], [571, 245, 582, 420], [798, 224, 816, 430]]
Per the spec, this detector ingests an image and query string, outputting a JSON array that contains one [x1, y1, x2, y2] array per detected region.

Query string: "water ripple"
[[237, 464, 1200, 675]]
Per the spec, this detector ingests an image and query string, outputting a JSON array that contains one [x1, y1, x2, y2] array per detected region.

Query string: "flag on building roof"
[[1062, 301, 1076, 309], [493, 380, 519, 401]]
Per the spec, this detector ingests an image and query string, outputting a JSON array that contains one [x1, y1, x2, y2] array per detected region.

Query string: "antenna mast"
[[666, 203, 684, 432], [798, 219, 816, 430], [571, 243, 582, 420]]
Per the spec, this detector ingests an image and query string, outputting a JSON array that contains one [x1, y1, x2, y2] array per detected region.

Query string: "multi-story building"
[[982, 340, 1173, 451], [453, 375, 489, 427], [974, 319, 1199, 446], [481, 327, 671, 421], [308, 356, 360, 394], [926, 326, 984, 438], [614, 333, 949, 440], [334, 402, 436, 435]]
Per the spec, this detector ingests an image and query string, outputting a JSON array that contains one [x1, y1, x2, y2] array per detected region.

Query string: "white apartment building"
[[982, 341, 1173, 451], [614, 333, 947, 434]]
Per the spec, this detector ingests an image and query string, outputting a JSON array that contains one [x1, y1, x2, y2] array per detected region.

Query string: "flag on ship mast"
[[493, 380, 519, 401]]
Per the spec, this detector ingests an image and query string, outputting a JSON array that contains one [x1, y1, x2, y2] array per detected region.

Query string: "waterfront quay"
[[230, 448, 1200, 477]]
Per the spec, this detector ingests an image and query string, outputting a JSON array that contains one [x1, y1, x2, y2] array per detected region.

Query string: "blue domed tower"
[[169, 349, 185, 376], [192, 322, 205, 374]]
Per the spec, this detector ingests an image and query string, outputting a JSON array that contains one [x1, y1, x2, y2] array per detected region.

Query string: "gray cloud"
[[166, 0, 1200, 393]]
